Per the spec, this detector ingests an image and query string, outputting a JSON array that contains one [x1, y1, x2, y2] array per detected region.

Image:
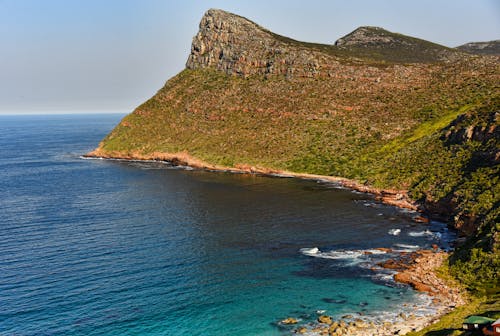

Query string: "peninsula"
[[87, 9, 499, 334]]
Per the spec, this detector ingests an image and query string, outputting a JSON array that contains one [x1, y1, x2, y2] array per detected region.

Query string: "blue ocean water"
[[0, 114, 454, 335]]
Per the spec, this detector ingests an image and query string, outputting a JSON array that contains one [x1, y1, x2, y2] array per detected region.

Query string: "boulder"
[[295, 326, 307, 334], [413, 215, 429, 223], [281, 317, 298, 324], [318, 315, 333, 325]]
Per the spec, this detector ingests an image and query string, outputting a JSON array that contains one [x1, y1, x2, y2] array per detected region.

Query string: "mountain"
[[457, 40, 500, 55], [89, 9, 499, 294], [185, 9, 463, 79], [334, 25, 462, 63]]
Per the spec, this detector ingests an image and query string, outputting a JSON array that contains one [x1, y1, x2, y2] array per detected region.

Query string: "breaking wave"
[[408, 230, 440, 238], [388, 228, 401, 236], [299, 247, 364, 260]]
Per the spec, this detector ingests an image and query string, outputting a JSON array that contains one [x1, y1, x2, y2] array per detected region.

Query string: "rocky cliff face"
[[437, 109, 500, 237], [186, 9, 339, 78], [457, 40, 500, 55], [442, 111, 499, 157], [185, 9, 465, 77]]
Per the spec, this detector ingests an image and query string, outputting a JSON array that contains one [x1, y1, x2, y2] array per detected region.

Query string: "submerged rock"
[[281, 317, 299, 324], [318, 315, 333, 325]]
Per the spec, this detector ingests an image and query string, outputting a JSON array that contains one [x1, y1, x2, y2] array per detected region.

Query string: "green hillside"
[[90, 9, 500, 331]]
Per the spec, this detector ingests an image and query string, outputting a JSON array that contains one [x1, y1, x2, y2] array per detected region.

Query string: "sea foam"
[[299, 247, 363, 260], [388, 228, 401, 236]]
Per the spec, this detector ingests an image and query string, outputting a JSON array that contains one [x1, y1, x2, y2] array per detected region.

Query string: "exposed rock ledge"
[[186, 9, 341, 78], [85, 148, 418, 211]]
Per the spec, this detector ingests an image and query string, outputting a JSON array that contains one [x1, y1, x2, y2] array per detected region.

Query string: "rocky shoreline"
[[84, 149, 465, 335], [282, 250, 467, 335], [84, 149, 419, 212]]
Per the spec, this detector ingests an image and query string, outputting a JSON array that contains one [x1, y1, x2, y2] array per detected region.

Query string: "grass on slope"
[[97, 56, 500, 335], [101, 61, 497, 193], [376, 105, 472, 155], [266, 25, 459, 64], [406, 296, 500, 336]]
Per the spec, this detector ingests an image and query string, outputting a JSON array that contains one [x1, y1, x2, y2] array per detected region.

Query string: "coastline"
[[289, 250, 467, 336], [84, 149, 466, 335], [84, 149, 419, 212]]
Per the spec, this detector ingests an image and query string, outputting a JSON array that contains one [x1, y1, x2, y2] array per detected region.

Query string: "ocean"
[[0, 114, 455, 335]]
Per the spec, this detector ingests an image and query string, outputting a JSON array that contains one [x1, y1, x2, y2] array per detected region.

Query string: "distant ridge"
[[335, 26, 462, 63], [457, 40, 500, 55], [186, 9, 465, 78]]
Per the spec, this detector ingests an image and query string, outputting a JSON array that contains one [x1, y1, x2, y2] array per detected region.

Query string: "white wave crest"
[[373, 273, 395, 282], [408, 230, 442, 240], [299, 247, 320, 256], [388, 228, 401, 236], [408, 230, 433, 237], [394, 243, 419, 249], [300, 247, 364, 260], [393, 243, 420, 252], [364, 249, 388, 255]]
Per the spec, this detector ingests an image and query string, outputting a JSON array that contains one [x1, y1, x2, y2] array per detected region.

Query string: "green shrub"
[[450, 247, 500, 295]]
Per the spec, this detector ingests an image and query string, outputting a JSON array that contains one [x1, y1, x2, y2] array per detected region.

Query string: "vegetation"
[[95, 24, 499, 333], [406, 295, 499, 336], [265, 25, 459, 64], [100, 63, 498, 283], [405, 263, 499, 336]]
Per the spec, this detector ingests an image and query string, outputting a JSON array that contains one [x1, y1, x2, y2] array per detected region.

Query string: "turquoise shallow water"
[[0, 114, 454, 335]]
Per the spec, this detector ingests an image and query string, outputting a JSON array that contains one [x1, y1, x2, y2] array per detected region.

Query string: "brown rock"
[[329, 322, 339, 330], [295, 327, 307, 334], [281, 317, 298, 324], [318, 315, 333, 325], [186, 9, 342, 78], [312, 326, 329, 334], [379, 259, 408, 270], [394, 272, 411, 284], [413, 215, 430, 223], [374, 247, 393, 253]]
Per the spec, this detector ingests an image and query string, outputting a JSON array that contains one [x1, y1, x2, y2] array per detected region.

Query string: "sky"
[[0, 0, 499, 114]]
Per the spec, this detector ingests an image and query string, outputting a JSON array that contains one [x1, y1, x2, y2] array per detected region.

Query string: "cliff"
[[89, 9, 499, 293], [185, 9, 463, 77], [185, 9, 337, 77]]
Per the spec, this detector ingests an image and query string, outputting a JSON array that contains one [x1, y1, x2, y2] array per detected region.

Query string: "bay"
[[0, 114, 452, 335]]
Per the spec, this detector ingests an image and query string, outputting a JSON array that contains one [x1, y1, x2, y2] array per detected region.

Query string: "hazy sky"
[[1, 0, 499, 114]]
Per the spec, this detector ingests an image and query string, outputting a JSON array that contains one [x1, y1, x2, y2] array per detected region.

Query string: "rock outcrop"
[[457, 40, 500, 55], [335, 26, 412, 47], [186, 9, 339, 78], [442, 111, 499, 149], [292, 250, 467, 335], [334, 26, 464, 63], [185, 9, 465, 77], [391, 251, 465, 306]]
